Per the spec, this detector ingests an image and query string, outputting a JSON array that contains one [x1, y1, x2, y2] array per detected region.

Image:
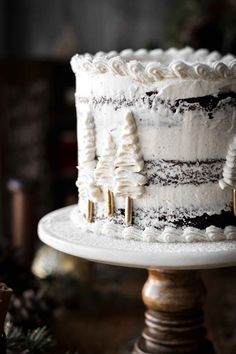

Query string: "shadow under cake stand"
[[38, 205, 236, 354]]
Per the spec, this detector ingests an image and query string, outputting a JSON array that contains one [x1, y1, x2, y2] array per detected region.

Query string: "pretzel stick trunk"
[[87, 200, 94, 222], [107, 190, 115, 216], [125, 196, 133, 225]]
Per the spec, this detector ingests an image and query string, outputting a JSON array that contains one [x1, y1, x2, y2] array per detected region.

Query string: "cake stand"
[[38, 206, 236, 354]]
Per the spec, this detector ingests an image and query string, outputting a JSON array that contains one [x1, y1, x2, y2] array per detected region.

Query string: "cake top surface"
[[71, 47, 236, 83]]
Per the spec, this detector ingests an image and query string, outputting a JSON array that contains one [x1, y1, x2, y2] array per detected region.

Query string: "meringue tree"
[[219, 135, 236, 216], [114, 111, 146, 225], [95, 134, 116, 216], [77, 111, 102, 222]]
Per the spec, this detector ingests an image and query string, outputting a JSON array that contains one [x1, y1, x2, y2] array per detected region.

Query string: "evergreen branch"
[[6, 325, 53, 354]]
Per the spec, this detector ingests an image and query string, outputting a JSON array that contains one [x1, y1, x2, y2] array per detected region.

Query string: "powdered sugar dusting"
[[38, 206, 236, 270], [71, 206, 236, 243]]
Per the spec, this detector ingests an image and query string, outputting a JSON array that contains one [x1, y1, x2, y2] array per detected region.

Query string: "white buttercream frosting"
[[77, 111, 102, 203], [71, 47, 236, 83], [79, 111, 96, 164], [114, 111, 146, 199], [70, 207, 236, 243], [71, 47, 236, 243], [95, 134, 116, 190], [76, 170, 103, 203], [219, 135, 236, 190]]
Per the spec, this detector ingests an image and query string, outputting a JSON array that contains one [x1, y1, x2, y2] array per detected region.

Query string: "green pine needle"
[[25, 327, 53, 353], [6, 325, 53, 354]]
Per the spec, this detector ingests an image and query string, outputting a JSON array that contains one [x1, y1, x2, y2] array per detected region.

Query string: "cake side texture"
[[71, 47, 236, 242]]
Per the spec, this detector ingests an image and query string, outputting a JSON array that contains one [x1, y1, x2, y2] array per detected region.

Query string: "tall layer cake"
[[71, 47, 236, 242]]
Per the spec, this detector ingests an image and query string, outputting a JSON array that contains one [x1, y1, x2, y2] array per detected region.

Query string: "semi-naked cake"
[[70, 47, 236, 242]]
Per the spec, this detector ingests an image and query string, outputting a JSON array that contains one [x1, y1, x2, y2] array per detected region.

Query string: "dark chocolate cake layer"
[[76, 92, 236, 117], [103, 207, 236, 230], [145, 159, 224, 186]]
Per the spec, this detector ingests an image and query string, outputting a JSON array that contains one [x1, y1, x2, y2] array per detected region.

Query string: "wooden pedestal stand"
[[38, 206, 236, 354], [133, 270, 215, 354]]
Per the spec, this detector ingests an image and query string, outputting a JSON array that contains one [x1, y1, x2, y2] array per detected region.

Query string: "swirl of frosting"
[[71, 47, 236, 82], [205, 226, 225, 241], [170, 60, 195, 79], [114, 111, 146, 199], [229, 59, 236, 74], [120, 48, 134, 59], [95, 51, 105, 57], [149, 48, 164, 60], [142, 227, 160, 242], [192, 48, 209, 61], [106, 50, 118, 59], [182, 227, 206, 242], [109, 56, 128, 76], [71, 207, 236, 243], [134, 48, 148, 59], [123, 226, 142, 240], [212, 61, 230, 78], [224, 226, 236, 240], [145, 62, 164, 81], [127, 60, 148, 83], [206, 51, 221, 63], [101, 221, 123, 237], [84, 53, 93, 59], [194, 63, 212, 79], [178, 47, 194, 60], [81, 59, 94, 72], [219, 135, 236, 189], [95, 134, 116, 190], [165, 47, 179, 57], [160, 227, 182, 242], [93, 58, 109, 73]]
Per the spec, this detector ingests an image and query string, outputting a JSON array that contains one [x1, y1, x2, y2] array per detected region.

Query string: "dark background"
[[2, 0, 236, 230], [2, 0, 236, 58], [0, 1, 236, 353]]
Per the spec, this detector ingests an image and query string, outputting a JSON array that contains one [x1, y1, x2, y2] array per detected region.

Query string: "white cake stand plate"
[[38, 205, 236, 270], [38, 206, 236, 354]]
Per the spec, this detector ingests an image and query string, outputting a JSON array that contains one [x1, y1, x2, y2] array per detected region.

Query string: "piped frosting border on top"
[[71, 47, 236, 83]]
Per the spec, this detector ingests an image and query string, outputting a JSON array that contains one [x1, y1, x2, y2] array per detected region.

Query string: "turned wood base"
[[133, 270, 216, 354]]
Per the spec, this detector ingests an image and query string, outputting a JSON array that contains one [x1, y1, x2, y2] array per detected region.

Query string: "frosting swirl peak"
[[95, 134, 116, 191], [114, 111, 146, 199]]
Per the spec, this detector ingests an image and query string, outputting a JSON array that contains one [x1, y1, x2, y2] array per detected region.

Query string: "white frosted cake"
[[70, 47, 236, 242]]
